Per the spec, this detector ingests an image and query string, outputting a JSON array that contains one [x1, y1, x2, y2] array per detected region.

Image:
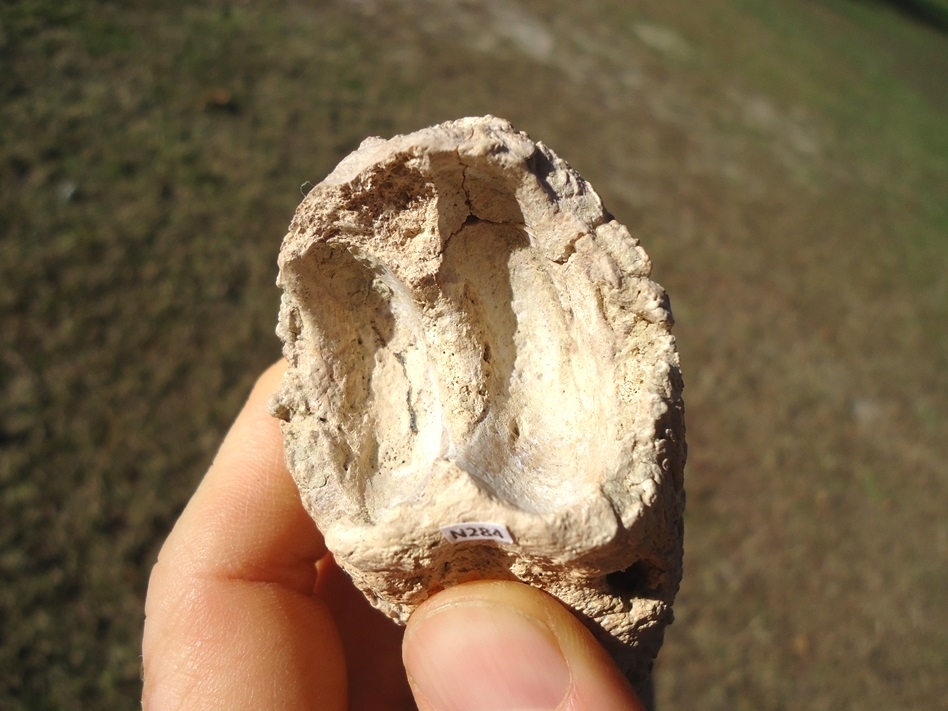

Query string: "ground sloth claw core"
[[271, 116, 686, 689]]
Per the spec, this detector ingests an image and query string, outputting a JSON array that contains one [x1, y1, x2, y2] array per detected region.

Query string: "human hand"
[[142, 361, 646, 710]]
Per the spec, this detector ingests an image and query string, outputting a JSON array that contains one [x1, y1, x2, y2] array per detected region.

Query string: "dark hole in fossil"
[[606, 561, 659, 596]]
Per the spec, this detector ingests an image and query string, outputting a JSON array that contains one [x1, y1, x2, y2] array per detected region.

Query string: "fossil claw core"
[[271, 116, 685, 687]]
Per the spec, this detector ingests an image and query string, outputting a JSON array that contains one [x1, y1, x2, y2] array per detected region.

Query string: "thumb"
[[403, 580, 646, 711]]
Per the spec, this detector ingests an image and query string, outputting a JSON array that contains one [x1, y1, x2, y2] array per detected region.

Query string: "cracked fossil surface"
[[271, 116, 685, 687]]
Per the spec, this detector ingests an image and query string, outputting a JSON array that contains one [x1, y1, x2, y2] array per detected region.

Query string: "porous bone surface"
[[270, 116, 686, 687]]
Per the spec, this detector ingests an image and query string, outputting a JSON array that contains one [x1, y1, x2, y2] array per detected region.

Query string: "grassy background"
[[1, 1, 946, 708]]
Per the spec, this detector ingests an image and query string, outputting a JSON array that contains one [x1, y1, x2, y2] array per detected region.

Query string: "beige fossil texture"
[[270, 115, 685, 686]]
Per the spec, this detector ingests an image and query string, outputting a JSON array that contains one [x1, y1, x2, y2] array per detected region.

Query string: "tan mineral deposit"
[[270, 115, 686, 690]]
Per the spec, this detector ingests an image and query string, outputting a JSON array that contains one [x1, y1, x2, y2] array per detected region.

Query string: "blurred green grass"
[[1, 0, 946, 708]]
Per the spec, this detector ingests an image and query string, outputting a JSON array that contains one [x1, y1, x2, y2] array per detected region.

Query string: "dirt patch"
[[1, 0, 945, 708]]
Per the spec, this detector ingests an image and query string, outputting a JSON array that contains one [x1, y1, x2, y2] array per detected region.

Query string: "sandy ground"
[[1, 1, 946, 708]]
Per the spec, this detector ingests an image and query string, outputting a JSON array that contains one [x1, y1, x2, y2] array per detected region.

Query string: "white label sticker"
[[440, 522, 514, 545]]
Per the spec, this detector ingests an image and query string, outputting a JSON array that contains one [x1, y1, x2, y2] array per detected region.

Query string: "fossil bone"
[[270, 116, 686, 688]]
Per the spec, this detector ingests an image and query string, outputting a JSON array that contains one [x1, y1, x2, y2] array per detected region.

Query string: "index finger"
[[142, 360, 346, 710], [157, 359, 327, 588]]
